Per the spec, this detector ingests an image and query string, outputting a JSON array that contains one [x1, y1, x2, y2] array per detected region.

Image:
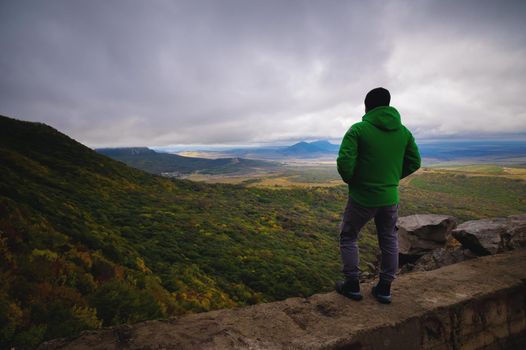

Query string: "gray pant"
[[339, 197, 399, 282]]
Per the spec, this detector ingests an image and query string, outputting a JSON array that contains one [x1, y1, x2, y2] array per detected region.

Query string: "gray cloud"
[[1, 0, 525, 147]]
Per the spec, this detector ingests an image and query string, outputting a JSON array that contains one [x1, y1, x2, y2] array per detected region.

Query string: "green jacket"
[[337, 106, 421, 207]]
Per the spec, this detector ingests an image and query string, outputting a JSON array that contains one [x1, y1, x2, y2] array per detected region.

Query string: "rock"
[[452, 214, 526, 256], [397, 214, 458, 256], [507, 214, 526, 249], [359, 271, 374, 282], [401, 247, 476, 274]]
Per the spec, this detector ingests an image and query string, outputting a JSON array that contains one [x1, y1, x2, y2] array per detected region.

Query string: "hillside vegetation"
[[0, 115, 345, 348], [96, 147, 279, 176], [0, 115, 525, 348]]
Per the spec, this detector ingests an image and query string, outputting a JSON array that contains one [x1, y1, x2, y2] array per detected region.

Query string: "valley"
[[1, 115, 525, 348]]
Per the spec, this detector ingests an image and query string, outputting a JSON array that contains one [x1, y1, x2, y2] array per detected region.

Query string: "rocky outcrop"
[[452, 214, 526, 256], [400, 214, 526, 274], [397, 214, 457, 256], [406, 247, 477, 272], [38, 250, 526, 350]]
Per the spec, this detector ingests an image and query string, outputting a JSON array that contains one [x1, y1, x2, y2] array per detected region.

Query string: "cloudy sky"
[[1, 0, 525, 148]]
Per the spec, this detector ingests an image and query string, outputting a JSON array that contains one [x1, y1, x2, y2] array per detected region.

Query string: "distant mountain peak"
[[310, 140, 332, 146], [280, 140, 339, 155]]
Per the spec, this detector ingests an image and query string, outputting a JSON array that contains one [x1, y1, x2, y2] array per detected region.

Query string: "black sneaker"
[[371, 280, 392, 304], [335, 278, 363, 301]]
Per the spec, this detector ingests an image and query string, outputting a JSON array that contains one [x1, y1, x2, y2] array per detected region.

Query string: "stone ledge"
[[39, 249, 526, 350]]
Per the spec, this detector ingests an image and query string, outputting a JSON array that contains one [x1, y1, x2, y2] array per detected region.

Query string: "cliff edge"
[[38, 249, 526, 350]]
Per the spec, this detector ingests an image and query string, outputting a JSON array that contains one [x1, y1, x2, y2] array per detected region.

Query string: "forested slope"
[[96, 147, 279, 175], [0, 115, 346, 348]]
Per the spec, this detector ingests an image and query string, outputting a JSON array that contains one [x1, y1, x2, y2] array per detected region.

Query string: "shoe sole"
[[372, 287, 391, 304]]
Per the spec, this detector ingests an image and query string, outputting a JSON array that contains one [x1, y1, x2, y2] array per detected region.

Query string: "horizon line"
[[90, 137, 526, 151]]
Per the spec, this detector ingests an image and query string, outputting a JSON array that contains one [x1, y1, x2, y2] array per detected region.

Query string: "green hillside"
[[1, 115, 525, 348], [96, 147, 279, 175], [0, 115, 348, 348]]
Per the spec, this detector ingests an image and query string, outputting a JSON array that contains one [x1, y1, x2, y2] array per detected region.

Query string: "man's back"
[[337, 105, 420, 207], [335, 87, 421, 304]]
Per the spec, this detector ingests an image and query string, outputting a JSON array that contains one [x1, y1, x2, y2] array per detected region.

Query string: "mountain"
[[0, 115, 347, 348], [418, 140, 526, 165], [173, 140, 341, 160], [265, 140, 338, 158], [172, 139, 526, 165], [280, 141, 323, 155], [278, 140, 339, 157], [308, 140, 340, 152], [96, 147, 279, 176]]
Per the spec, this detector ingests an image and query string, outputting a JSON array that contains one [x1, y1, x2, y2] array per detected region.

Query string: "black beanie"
[[364, 87, 391, 112]]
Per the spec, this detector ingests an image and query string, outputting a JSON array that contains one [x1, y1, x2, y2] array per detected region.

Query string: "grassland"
[[185, 163, 526, 223], [184, 165, 342, 188], [185, 163, 526, 187], [424, 164, 526, 181]]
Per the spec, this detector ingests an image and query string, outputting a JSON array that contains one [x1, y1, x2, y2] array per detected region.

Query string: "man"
[[336, 87, 421, 304]]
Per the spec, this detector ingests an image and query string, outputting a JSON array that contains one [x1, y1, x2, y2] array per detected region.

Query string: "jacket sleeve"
[[401, 131, 421, 179], [337, 126, 359, 184]]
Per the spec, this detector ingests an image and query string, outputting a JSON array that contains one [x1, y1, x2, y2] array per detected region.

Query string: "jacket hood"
[[362, 106, 401, 131]]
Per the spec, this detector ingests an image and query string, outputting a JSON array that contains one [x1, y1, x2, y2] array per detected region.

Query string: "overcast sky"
[[1, 0, 525, 147]]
